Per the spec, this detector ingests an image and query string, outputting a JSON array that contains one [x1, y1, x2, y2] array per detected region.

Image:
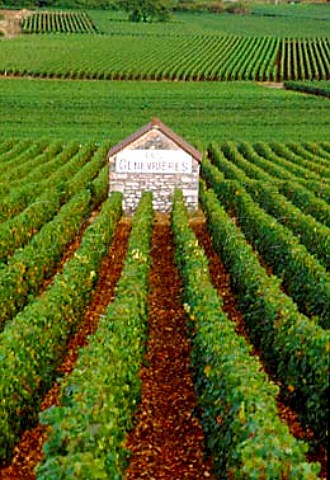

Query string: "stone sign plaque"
[[115, 150, 192, 174], [108, 118, 202, 213]]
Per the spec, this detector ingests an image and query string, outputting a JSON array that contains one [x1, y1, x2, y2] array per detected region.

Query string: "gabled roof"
[[108, 118, 202, 162]]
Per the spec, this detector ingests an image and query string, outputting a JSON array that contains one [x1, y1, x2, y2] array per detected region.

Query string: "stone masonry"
[[108, 119, 201, 214]]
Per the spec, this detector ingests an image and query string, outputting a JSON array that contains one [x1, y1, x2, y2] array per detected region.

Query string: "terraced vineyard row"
[[0, 34, 329, 81], [0, 140, 328, 478], [20, 11, 98, 34]]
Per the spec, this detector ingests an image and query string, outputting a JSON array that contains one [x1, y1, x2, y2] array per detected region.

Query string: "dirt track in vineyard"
[[0, 217, 131, 479], [125, 216, 213, 479], [191, 217, 328, 480], [0, 213, 326, 479]]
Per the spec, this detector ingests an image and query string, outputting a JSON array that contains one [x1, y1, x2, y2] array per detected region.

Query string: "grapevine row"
[[0, 142, 96, 223], [0, 161, 108, 331], [20, 11, 98, 34], [250, 142, 330, 203], [0, 139, 34, 167], [199, 181, 329, 446], [0, 141, 50, 202], [277, 38, 330, 81], [220, 141, 330, 206], [0, 140, 51, 185], [247, 181, 330, 271], [302, 141, 330, 163], [0, 191, 90, 330], [281, 141, 330, 171], [1, 34, 328, 81], [240, 141, 323, 182], [36, 192, 153, 478], [0, 139, 16, 159], [0, 143, 108, 262], [285, 80, 330, 97], [267, 142, 330, 180], [202, 157, 330, 327], [0, 142, 63, 187], [210, 142, 330, 228], [0, 192, 123, 462], [208, 145, 330, 270], [278, 180, 330, 228], [278, 38, 330, 81], [172, 189, 320, 478]]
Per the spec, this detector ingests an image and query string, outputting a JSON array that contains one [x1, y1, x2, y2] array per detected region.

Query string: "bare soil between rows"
[[0, 212, 326, 479], [125, 217, 213, 479], [258, 81, 284, 89], [0, 217, 131, 479], [191, 216, 328, 480]]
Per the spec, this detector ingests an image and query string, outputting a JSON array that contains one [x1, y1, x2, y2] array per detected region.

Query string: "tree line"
[[0, 0, 228, 21]]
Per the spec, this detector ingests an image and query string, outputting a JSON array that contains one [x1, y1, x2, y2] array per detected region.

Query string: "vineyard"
[[0, 2, 329, 478], [0, 32, 329, 81], [20, 11, 98, 34], [1, 80, 330, 143], [284, 80, 330, 97], [0, 138, 328, 479], [0, 7, 329, 82], [81, 6, 330, 37]]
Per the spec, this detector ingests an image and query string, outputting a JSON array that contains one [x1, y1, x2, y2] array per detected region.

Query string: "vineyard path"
[[191, 214, 328, 480], [0, 211, 327, 479], [0, 217, 131, 479], [125, 213, 213, 479]]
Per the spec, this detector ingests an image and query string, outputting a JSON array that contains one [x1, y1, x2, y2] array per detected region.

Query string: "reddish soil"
[[40, 212, 98, 294], [125, 215, 213, 480], [0, 212, 326, 479], [0, 217, 131, 479], [191, 216, 328, 480]]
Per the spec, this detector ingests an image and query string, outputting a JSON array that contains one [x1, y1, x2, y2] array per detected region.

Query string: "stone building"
[[108, 118, 202, 213]]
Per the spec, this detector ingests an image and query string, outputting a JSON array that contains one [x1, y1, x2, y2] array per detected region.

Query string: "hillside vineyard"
[[0, 4, 329, 478], [0, 33, 329, 81], [0, 139, 328, 478]]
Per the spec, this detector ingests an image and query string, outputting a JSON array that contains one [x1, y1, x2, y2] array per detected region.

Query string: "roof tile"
[[108, 118, 202, 162]]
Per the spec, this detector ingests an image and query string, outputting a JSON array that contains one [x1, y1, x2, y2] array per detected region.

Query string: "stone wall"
[[109, 129, 200, 214]]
